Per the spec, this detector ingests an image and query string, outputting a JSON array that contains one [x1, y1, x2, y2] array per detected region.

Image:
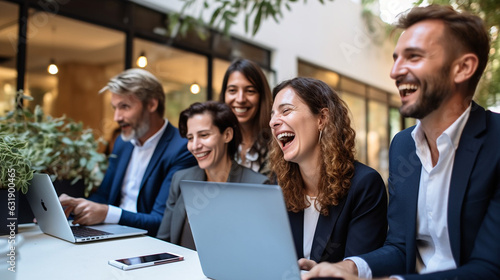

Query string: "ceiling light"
[[190, 82, 200, 94], [47, 59, 58, 75], [137, 51, 148, 68]]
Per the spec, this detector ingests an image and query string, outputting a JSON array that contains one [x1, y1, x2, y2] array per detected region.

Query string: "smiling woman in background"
[[269, 77, 388, 267], [219, 58, 273, 177], [156, 101, 269, 249]]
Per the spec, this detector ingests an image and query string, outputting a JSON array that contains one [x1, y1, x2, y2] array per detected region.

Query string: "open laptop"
[[25, 173, 147, 243], [180, 180, 301, 280]]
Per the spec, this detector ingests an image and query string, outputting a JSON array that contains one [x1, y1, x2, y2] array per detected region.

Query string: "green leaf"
[[253, 2, 265, 36], [195, 20, 208, 40], [23, 110, 33, 119], [21, 94, 33, 101], [79, 157, 87, 168], [179, 19, 190, 37], [210, 7, 223, 26], [244, 12, 250, 33], [167, 13, 181, 38], [61, 137, 73, 145], [81, 133, 92, 141], [223, 17, 235, 37], [267, 2, 280, 23]]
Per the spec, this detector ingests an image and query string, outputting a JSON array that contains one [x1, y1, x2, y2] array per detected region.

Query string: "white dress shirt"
[[104, 120, 168, 223], [349, 105, 471, 279], [303, 195, 320, 260]]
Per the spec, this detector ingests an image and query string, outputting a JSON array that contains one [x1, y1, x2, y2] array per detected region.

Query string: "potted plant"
[[0, 92, 108, 222], [0, 134, 34, 234]]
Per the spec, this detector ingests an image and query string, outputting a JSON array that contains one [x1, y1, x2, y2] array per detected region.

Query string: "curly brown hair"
[[269, 77, 356, 216]]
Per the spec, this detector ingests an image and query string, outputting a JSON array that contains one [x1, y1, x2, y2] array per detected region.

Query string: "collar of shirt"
[[411, 104, 471, 171], [130, 119, 168, 149], [411, 103, 471, 273]]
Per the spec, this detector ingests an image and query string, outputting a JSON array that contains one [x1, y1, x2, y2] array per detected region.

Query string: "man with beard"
[[301, 5, 500, 280], [59, 68, 196, 236]]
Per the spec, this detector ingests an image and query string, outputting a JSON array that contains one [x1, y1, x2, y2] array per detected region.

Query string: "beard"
[[120, 110, 150, 142], [400, 65, 452, 119]]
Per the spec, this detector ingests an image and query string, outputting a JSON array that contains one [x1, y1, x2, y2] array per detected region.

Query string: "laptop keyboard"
[[71, 226, 113, 238]]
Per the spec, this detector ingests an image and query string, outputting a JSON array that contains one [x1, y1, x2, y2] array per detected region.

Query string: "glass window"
[[389, 107, 402, 142], [0, 1, 18, 115], [389, 92, 401, 108], [298, 60, 339, 90], [25, 10, 125, 140], [212, 58, 232, 101], [342, 92, 367, 164], [134, 38, 208, 127], [212, 34, 271, 69], [341, 77, 365, 97], [368, 87, 388, 103], [368, 100, 389, 180]]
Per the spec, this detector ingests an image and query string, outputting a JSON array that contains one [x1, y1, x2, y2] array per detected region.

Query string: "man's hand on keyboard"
[[59, 194, 109, 225]]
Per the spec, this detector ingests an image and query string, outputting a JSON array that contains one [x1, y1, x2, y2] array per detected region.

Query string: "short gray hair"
[[100, 68, 165, 116]]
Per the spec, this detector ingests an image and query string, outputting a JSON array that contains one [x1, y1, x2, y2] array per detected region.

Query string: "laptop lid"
[[180, 180, 301, 280], [25, 173, 147, 243]]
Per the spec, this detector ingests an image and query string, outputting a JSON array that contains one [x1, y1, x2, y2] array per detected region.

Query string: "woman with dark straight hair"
[[219, 58, 273, 177]]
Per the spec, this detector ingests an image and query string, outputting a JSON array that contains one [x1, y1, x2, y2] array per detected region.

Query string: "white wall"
[[136, 0, 398, 94]]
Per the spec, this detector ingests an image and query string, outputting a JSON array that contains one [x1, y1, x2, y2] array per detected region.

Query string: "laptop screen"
[[180, 180, 301, 280]]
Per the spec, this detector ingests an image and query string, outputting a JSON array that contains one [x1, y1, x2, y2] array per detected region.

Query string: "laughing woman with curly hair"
[[269, 77, 387, 269]]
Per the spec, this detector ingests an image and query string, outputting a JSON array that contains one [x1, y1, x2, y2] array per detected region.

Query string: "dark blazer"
[[89, 122, 197, 236], [289, 161, 388, 263], [360, 102, 500, 279], [156, 161, 270, 245]]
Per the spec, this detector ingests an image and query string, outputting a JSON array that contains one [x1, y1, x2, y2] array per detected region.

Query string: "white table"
[[1, 224, 209, 280]]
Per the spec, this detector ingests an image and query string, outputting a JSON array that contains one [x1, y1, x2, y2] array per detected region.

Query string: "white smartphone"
[[108, 252, 184, 270]]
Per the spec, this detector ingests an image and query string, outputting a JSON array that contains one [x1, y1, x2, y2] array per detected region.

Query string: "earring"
[[318, 129, 323, 144]]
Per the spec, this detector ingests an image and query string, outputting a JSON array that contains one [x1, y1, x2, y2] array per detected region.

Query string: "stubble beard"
[[400, 66, 452, 119], [120, 110, 151, 142]]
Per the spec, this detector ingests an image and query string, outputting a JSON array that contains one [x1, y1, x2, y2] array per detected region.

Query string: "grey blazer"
[[156, 160, 270, 246]]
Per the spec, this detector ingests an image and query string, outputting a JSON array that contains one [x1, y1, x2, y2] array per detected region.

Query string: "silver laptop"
[[25, 173, 147, 243], [180, 180, 301, 280]]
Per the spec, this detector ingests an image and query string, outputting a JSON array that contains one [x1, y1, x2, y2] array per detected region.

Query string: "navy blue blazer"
[[289, 161, 387, 263], [89, 122, 197, 236], [360, 102, 500, 279]]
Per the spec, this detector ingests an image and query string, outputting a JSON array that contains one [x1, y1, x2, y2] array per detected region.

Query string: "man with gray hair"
[[60, 68, 196, 236]]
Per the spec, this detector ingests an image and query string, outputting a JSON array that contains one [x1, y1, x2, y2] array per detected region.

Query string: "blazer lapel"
[[389, 126, 421, 273], [140, 123, 174, 187], [447, 102, 486, 264], [313, 199, 347, 262], [288, 211, 304, 259], [227, 161, 244, 182], [402, 147, 421, 273], [110, 142, 133, 205]]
